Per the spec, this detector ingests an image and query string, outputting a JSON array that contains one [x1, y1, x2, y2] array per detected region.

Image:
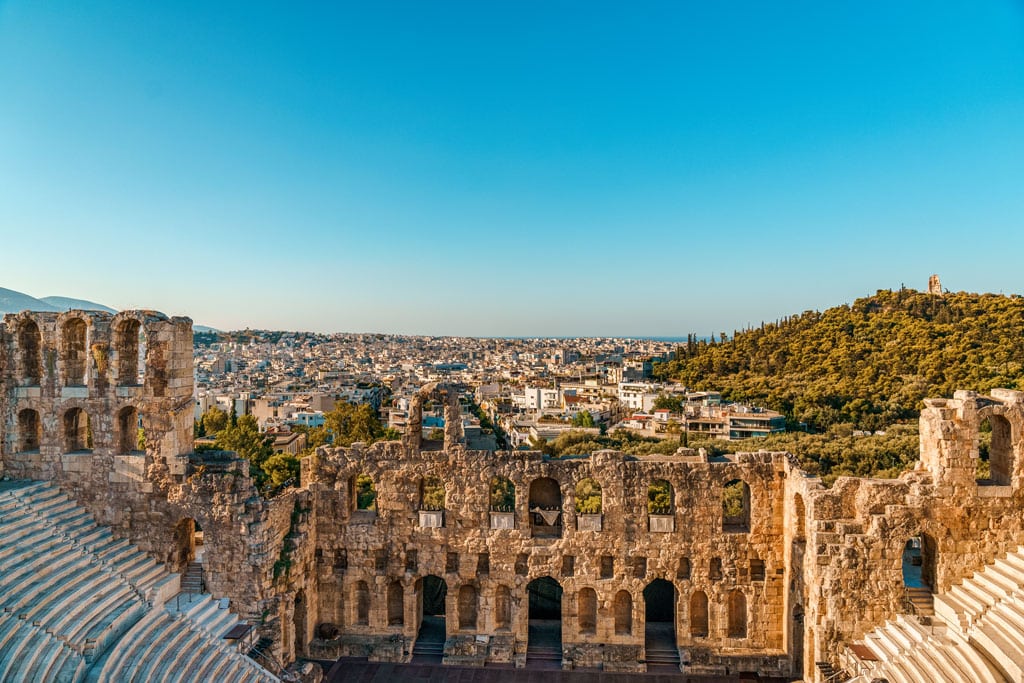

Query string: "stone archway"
[[526, 576, 562, 665], [644, 579, 679, 670], [413, 575, 447, 662]]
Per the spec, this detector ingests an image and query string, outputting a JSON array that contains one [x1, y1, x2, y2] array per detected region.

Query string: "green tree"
[[262, 452, 300, 488], [575, 478, 603, 514], [216, 414, 274, 486], [489, 477, 515, 511], [427, 427, 445, 441], [572, 410, 596, 428], [201, 406, 228, 435], [324, 402, 389, 446]]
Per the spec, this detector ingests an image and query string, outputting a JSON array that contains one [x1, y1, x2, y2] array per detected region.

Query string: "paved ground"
[[323, 658, 787, 682]]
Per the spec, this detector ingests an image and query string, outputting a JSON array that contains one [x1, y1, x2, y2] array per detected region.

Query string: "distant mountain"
[[1, 286, 218, 331], [39, 296, 117, 314], [0, 287, 60, 314]]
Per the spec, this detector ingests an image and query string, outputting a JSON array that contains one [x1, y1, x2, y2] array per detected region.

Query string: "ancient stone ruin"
[[3, 310, 1024, 681]]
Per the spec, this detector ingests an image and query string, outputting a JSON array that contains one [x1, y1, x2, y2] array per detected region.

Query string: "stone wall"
[[5, 311, 1024, 680]]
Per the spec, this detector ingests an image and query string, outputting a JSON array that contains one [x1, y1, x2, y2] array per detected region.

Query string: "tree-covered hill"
[[653, 289, 1024, 432]]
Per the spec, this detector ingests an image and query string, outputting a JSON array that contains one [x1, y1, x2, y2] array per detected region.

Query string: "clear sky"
[[1, 2, 1023, 336]]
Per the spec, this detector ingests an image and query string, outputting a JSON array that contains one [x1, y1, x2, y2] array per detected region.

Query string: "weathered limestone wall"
[[303, 440, 794, 676], [803, 389, 1024, 681]]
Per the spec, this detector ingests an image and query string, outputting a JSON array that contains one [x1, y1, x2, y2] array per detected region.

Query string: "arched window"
[[17, 409, 41, 453], [613, 590, 632, 635], [529, 477, 563, 538], [61, 318, 87, 387], [354, 581, 370, 626], [722, 479, 751, 532], [116, 406, 140, 454], [728, 589, 747, 638], [489, 476, 515, 511], [690, 591, 709, 637], [575, 478, 602, 514], [350, 473, 377, 511], [458, 585, 478, 630], [648, 479, 673, 514], [578, 587, 597, 635], [17, 320, 42, 386], [420, 476, 445, 510], [494, 585, 511, 630], [387, 580, 404, 626], [63, 408, 92, 453], [979, 414, 1014, 486], [114, 319, 142, 386]]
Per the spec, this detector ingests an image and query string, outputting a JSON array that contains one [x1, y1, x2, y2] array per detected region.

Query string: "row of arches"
[[14, 406, 142, 455], [344, 473, 754, 532], [12, 316, 153, 389], [338, 575, 751, 641]]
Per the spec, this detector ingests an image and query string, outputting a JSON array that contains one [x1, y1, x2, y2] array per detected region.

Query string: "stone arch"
[[116, 406, 141, 454], [17, 409, 41, 453], [578, 587, 598, 635], [63, 407, 92, 453], [458, 584, 478, 630], [529, 477, 563, 538], [527, 576, 563, 656], [61, 317, 88, 386], [17, 318, 42, 386], [387, 580, 404, 626], [419, 476, 445, 511], [349, 473, 377, 511], [727, 589, 747, 638], [648, 478, 673, 514], [574, 477, 602, 514], [294, 590, 307, 656], [689, 590, 709, 637], [613, 590, 632, 635], [489, 475, 515, 511], [113, 317, 143, 386], [494, 585, 511, 630], [354, 580, 371, 626], [722, 479, 751, 532], [978, 412, 1014, 486]]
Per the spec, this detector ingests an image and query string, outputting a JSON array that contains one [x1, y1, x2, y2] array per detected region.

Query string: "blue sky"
[[1, 2, 1023, 335]]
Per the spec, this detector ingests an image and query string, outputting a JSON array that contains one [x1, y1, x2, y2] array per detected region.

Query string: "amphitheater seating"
[[846, 546, 1024, 683], [0, 480, 278, 682]]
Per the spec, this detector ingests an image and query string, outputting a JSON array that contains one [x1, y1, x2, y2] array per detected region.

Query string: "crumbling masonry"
[[3, 310, 1024, 681]]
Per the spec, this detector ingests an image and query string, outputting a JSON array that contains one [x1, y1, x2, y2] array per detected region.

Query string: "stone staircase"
[[844, 546, 1024, 683], [181, 561, 204, 594], [645, 623, 680, 672], [0, 479, 279, 682], [411, 615, 445, 663]]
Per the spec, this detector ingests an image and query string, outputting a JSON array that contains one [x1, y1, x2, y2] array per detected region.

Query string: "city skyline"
[[2, 2, 1023, 336]]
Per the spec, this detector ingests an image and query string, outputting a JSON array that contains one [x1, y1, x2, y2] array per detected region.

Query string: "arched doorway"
[[172, 518, 204, 594], [413, 575, 447, 662], [903, 533, 937, 616], [528, 478, 563, 538], [644, 579, 679, 670], [527, 576, 562, 666]]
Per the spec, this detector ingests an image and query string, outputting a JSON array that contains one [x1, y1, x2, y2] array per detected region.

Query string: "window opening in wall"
[[529, 477, 562, 538], [17, 409, 41, 453], [722, 479, 751, 532], [17, 320, 42, 386], [977, 414, 1013, 486], [62, 318, 87, 387], [63, 408, 92, 453]]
